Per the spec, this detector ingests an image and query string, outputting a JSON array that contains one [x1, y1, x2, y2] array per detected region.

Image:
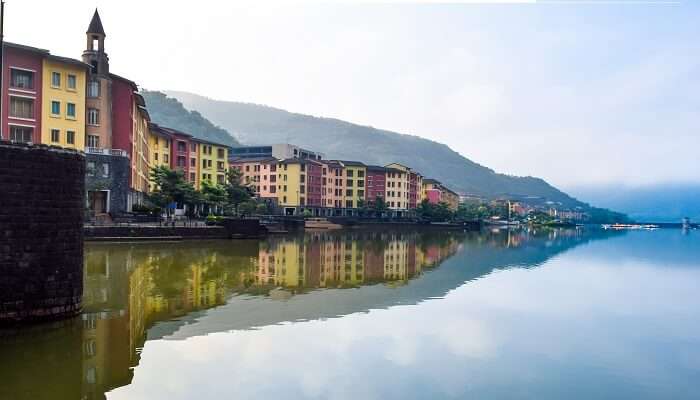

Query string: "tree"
[[148, 165, 198, 216], [223, 168, 253, 215], [239, 200, 257, 216], [200, 180, 227, 215], [372, 196, 388, 214]]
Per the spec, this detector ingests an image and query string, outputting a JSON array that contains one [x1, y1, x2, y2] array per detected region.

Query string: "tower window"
[[90, 61, 98, 74], [88, 80, 100, 97], [92, 35, 99, 51]]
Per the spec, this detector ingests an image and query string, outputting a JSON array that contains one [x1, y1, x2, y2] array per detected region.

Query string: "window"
[[358, 180, 364, 187], [177, 141, 186, 152], [66, 130, 75, 144], [346, 200, 353, 208], [9, 126, 33, 143], [51, 129, 60, 143], [191, 143, 197, 152], [90, 61, 98, 74], [86, 134, 100, 148], [164, 154, 169, 163], [300, 185, 306, 194], [190, 172, 196, 182], [87, 108, 100, 125], [347, 170, 354, 177], [10, 69, 34, 89], [88, 80, 100, 97], [87, 162, 96, 176], [51, 101, 61, 115], [154, 153, 159, 161], [202, 159, 207, 168], [358, 170, 365, 178], [51, 72, 61, 87], [67, 74, 77, 90], [9, 97, 34, 119], [217, 148, 225, 158], [346, 179, 353, 187], [66, 103, 76, 118], [358, 190, 365, 198], [102, 163, 109, 178]]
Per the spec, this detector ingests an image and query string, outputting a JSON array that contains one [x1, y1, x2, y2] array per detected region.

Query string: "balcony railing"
[[85, 147, 129, 158]]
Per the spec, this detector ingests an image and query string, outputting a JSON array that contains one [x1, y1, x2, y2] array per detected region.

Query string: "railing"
[[85, 147, 129, 158]]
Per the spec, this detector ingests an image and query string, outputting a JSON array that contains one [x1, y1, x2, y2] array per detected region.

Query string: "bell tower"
[[82, 9, 109, 76]]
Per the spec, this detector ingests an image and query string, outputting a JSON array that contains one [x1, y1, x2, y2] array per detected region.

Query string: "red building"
[[408, 171, 421, 209], [303, 159, 324, 208], [1, 42, 46, 143], [365, 165, 387, 205]]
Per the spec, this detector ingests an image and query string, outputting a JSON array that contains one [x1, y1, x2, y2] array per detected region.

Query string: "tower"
[[82, 9, 109, 76]]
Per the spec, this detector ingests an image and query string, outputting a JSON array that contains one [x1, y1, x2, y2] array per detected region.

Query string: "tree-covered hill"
[[141, 91, 239, 147]]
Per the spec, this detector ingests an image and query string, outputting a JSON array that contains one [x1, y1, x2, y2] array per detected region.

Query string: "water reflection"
[[0, 228, 621, 400]]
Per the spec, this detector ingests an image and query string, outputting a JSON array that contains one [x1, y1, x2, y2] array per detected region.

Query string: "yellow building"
[[132, 94, 151, 195], [41, 55, 88, 149], [148, 124, 172, 169], [197, 139, 230, 188], [384, 165, 409, 211], [338, 161, 366, 209], [276, 159, 304, 210]]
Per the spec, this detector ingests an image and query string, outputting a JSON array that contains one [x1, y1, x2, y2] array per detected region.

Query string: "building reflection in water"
[[0, 227, 603, 400]]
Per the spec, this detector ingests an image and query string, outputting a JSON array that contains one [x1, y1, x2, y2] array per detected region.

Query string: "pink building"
[[1, 42, 46, 143], [230, 156, 278, 202]]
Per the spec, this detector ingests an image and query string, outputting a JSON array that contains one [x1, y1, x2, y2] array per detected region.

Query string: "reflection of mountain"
[[0, 228, 618, 400]]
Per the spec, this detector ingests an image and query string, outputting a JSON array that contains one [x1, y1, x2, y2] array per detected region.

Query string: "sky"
[[5, 0, 699, 190]]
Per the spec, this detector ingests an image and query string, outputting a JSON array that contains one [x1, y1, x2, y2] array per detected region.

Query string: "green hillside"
[[161, 90, 588, 208], [141, 91, 239, 147]]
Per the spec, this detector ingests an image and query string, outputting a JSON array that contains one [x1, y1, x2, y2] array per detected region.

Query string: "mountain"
[[156, 90, 590, 209], [141, 91, 239, 147], [570, 184, 700, 223]]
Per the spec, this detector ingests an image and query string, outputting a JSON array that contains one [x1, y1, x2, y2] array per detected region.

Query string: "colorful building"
[[83, 9, 150, 215], [365, 165, 388, 207], [422, 178, 460, 211], [41, 55, 89, 150], [231, 143, 324, 161], [275, 158, 324, 215], [2, 42, 88, 149], [229, 156, 278, 201]]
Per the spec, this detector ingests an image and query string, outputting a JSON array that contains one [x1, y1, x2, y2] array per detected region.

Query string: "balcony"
[[85, 147, 129, 158]]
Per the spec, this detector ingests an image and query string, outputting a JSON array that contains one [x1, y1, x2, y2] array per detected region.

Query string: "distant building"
[[230, 143, 324, 161], [421, 178, 459, 211]]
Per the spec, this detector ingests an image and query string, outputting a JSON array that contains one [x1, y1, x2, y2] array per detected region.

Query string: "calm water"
[[1, 228, 699, 400]]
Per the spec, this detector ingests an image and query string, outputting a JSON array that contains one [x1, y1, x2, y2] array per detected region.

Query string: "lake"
[[1, 228, 699, 399]]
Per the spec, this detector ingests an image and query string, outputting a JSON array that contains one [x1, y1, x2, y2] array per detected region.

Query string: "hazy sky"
[[6, 0, 699, 189]]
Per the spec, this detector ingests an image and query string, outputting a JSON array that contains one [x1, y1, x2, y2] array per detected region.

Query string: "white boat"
[[305, 218, 342, 230]]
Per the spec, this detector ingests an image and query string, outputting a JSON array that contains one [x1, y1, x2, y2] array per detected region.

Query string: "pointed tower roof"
[[87, 9, 105, 36]]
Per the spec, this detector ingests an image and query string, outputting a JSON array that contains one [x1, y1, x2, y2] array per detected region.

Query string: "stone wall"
[[0, 142, 85, 324], [85, 152, 130, 215]]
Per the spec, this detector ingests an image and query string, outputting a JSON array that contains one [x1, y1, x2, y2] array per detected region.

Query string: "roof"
[[336, 160, 366, 167], [46, 54, 91, 69], [3, 41, 49, 55], [366, 165, 389, 172], [423, 178, 441, 185], [109, 73, 138, 89], [229, 156, 278, 164], [87, 9, 106, 36]]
